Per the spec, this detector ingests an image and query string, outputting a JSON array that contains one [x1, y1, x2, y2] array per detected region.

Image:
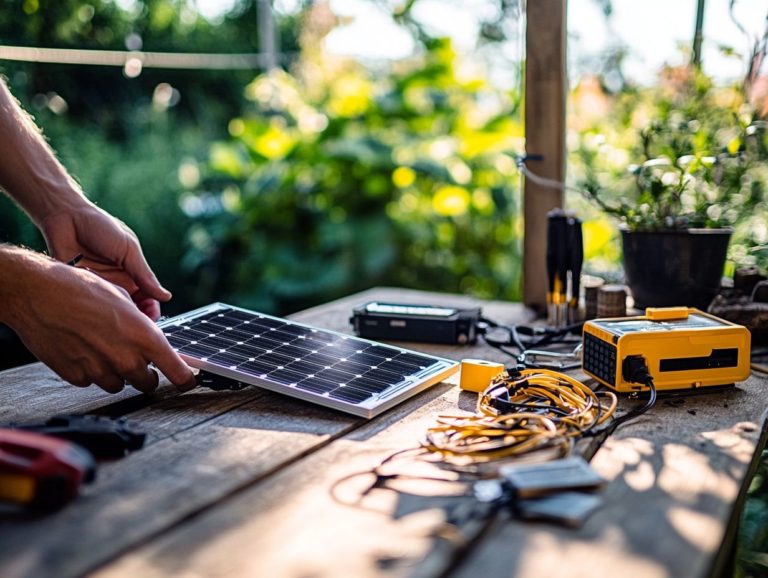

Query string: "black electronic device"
[[11, 415, 146, 459], [350, 302, 481, 345]]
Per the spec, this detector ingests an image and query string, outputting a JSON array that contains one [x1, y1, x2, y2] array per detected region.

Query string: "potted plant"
[[579, 121, 766, 310]]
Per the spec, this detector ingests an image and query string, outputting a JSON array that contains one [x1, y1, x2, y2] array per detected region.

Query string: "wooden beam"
[[523, 0, 567, 312]]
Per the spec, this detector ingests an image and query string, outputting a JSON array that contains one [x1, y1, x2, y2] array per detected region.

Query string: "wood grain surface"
[[0, 287, 765, 578]]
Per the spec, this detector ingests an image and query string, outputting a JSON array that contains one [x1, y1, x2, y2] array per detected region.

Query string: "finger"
[[123, 365, 160, 394], [123, 243, 172, 303], [93, 373, 126, 394], [67, 377, 91, 388], [57, 366, 92, 389], [147, 332, 198, 391], [133, 293, 161, 322]]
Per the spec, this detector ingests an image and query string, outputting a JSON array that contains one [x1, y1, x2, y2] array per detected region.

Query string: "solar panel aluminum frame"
[[158, 303, 459, 418]]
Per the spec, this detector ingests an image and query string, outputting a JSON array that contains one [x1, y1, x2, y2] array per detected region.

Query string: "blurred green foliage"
[[0, 106, 203, 313], [568, 66, 768, 273], [1, 1, 525, 316], [737, 450, 768, 578], [184, 27, 524, 313], [0, 0, 301, 137], [0, 0, 301, 315]]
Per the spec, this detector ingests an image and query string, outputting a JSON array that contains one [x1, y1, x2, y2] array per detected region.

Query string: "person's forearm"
[[0, 244, 53, 327], [0, 79, 88, 227]]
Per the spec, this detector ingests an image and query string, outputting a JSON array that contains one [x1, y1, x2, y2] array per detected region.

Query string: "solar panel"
[[158, 303, 459, 418]]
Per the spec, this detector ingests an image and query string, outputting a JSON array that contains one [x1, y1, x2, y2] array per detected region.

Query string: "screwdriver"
[[546, 209, 584, 327], [0, 429, 95, 510]]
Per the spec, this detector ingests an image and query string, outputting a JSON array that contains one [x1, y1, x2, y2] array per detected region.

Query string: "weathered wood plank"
[[0, 288, 530, 578], [0, 358, 270, 447], [89, 382, 468, 578], [0, 387, 363, 578], [12, 288, 764, 578], [88, 377, 768, 578], [447, 378, 768, 578], [85, 289, 768, 578], [0, 362, 143, 424]]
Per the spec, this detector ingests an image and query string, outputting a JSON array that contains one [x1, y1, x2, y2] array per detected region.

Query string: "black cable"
[[478, 316, 583, 367], [585, 357, 658, 437]]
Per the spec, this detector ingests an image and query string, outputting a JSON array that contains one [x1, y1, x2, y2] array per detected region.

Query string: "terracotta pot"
[[621, 228, 732, 310]]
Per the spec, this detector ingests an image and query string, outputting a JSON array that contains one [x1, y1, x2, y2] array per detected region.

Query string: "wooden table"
[[1, 287, 766, 578]]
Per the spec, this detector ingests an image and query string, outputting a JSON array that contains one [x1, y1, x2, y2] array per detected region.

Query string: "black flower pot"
[[621, 228, 732, 310]]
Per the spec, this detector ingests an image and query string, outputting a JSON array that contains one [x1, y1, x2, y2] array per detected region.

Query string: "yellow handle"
[[0, 473, 36, 504], [644, 307, 693, 321]]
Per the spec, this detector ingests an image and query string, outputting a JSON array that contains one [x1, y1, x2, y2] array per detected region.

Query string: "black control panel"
[[583, 332, 617, 386]]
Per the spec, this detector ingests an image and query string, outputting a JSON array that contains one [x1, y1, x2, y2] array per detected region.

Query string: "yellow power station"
[[582, 307, 751, 393]]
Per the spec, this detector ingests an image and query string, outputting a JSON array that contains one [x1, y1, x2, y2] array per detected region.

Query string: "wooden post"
[[523, 0, 566, 312], [692, 0, 706, 68]]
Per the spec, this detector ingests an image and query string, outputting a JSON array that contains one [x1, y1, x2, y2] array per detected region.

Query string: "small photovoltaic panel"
[[159, 303, 459, 418]]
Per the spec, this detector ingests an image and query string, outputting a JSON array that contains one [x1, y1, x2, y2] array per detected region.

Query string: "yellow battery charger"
[[582, 307, 751, 393]]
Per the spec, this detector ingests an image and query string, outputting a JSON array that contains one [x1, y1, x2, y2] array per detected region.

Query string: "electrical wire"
[[422, 368, 617, 466], [585, 358, 658, 437], [331, 365, 656, 509], [479, 315, 583, 369], [752, 362, 768, 375]]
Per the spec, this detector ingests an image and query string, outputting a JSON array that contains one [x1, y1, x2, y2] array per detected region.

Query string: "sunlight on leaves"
[[433, 185, 471, 217]]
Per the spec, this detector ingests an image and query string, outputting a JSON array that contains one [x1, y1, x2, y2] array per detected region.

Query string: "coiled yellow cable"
[[423, 368, 617, 465]]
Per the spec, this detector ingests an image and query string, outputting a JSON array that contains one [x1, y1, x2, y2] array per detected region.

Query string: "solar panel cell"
[[376, 360, 421, 375], [316, 368, 358, 384], [227, 343, 267, 357], [304, 330, 336, 343], [274, 324, 306, 336], [219, 328, 254, 342], [346, 376, 390, 393], [179, 343, 219, 358], [392, 353, 430, 368], [301, 352, 339, 367], [207, 351, 249, 367], [300, 336, 335, 350], [238, 359, 274, 376], [365, 344, 402, 358], [322, 339, 362, 354], [166, 334, 189, 348], [249, 317, 284, 329], [256, 352, 295, 367], [296, 377, 336, 394], [267, 368, 305, 385], [347, 352, 387, 366], [272, 344, 312, 358], [174, 328, 210, 342], [222, 310, 255, 322], [252, 336, 284, 350], [329, 387, 372, 403], [363, 368, 402, 383], [284, 360, 325, 375], [333, 360, 372, 375]]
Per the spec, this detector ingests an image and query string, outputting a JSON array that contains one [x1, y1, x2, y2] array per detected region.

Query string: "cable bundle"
[[423, 369, 618, 466], [331, 367, 654, 507]]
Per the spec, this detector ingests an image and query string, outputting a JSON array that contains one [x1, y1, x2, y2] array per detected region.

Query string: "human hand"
[[40, 202, 169, 321], [1, 251, 197, 394]]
